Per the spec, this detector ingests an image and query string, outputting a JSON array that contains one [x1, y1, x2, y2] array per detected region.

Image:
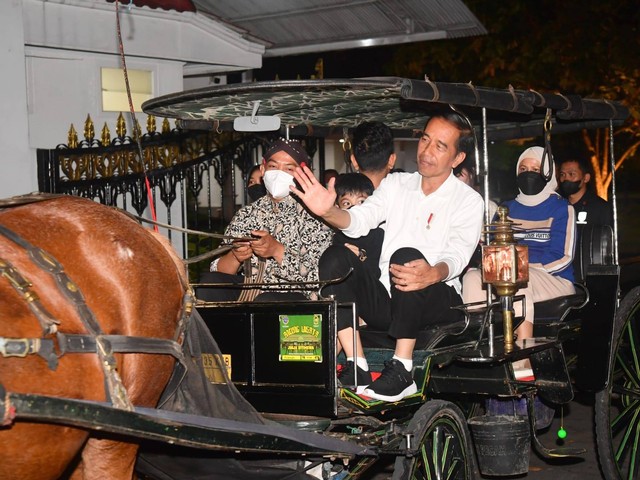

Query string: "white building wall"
[[0, 0, 263, 198], [0, 0, 35, 196], [0, 0, 265, 257], [25, 48, 184, 149], [22, 0, 264, 72]]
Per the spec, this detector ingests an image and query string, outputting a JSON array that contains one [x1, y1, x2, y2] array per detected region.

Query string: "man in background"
[[558, 157, 612, 229], [558, 156, 612, 282]]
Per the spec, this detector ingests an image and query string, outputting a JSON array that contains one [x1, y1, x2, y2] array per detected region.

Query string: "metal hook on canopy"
[[508, 84, 520, 112], [342, 127, 353, 171], [540, 108, 554, 182], [285, 125, 291, 141], [250, 101, 260, 124], [467, 81, 480, 106], [341, 127, 352, 152], [424, 75, 440, 102], [543, 107, 553, 134]]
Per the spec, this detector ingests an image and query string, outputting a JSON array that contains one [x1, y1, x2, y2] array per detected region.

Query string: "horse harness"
[[0, 222, 191, 415]]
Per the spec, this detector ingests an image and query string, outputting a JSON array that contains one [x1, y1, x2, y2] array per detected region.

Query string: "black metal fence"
[[36, 114, 265, 277], [36, 113, 324, 280]]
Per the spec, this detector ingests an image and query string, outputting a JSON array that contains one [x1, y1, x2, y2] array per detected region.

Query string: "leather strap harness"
[[0, 221, 189, 411]]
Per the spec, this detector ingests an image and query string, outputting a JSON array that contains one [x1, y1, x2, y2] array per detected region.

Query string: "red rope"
[[114, 0, 158, 231]]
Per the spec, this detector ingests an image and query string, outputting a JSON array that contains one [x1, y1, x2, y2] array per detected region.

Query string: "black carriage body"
[[195, 294, 581, 407], [144, 77, 631, 478], [197, 300, 339, 417]]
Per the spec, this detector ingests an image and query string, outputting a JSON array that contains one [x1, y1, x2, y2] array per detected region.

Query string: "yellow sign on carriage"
[[279, 314, 323, 362], [201, 353, 232, 383]]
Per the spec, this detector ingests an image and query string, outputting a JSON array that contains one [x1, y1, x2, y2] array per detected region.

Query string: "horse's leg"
[[69, 354, 176, 479], [70, 438, 139, 480]]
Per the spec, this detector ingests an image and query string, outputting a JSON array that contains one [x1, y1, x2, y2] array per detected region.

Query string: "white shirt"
[[343, 171, 484, 294]]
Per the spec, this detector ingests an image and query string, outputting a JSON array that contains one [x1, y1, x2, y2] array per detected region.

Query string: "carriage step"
[[526, 394, 586, 459], [531, 430, 586, 458]]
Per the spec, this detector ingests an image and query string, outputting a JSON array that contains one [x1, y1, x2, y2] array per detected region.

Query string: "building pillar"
[[0, 0, 36, 197]]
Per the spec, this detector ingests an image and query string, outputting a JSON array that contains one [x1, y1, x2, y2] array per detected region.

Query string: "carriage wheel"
[[392, 400, 477, 480], [595, 286, 640, 480]]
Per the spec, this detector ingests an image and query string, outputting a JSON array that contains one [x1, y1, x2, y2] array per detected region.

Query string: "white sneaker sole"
[[363, 382, 418, 402], [355, 384, 369, 394]]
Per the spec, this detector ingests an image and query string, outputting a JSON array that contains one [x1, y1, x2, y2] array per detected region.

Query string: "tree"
[[385, 0, 640, 199], [586, 69, 640, 199]]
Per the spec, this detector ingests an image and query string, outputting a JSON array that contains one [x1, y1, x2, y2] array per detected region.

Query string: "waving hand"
[[291, 164, 337, 218]]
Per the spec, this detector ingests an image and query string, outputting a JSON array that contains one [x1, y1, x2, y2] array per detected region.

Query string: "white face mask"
[[263, 169, 295, 199]]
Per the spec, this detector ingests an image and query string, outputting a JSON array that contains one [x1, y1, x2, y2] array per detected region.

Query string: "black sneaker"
[[363, 359, 417, 402], [338, 361, 372, 394]]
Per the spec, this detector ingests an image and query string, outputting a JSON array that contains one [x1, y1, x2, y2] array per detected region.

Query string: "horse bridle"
[[0, 222, 190, 412]]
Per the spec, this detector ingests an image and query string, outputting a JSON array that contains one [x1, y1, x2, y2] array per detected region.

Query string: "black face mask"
[[247, 184, 267, 202], [559, 180, 581, 198], [517, 171, 547, 196]]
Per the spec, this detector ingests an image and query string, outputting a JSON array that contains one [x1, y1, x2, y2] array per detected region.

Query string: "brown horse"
[[0, 195, 188, 479]]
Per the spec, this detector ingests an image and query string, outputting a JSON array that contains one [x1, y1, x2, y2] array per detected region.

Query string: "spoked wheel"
[[596, 286, 640, 479], [392, 400, 478, 480]]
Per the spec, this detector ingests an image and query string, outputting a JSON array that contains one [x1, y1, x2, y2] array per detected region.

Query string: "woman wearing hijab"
[[462, 146, 576, 341]]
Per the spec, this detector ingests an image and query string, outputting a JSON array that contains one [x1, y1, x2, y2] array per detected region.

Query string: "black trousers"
[[319, 245, 463, 339]]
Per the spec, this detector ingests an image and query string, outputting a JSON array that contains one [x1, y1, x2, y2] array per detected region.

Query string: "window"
[[101, 68, 152, 112]]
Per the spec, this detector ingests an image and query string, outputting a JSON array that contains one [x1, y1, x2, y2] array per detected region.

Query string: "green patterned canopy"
[[142, 77, 628, 139]]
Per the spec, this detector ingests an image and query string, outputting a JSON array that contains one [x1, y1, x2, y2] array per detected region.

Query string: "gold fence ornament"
[[101, 123, 111, 146], [84, 114, 95, 143], [116, 112, 127, 138], [67, 124, 78, 149], [147, 115, 156, 134], [53, 114, 216, 184], [162, 118, 171, 135]]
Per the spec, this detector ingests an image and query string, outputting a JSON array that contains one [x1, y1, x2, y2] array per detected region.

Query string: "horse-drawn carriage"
[[1, 77, 638, 479]]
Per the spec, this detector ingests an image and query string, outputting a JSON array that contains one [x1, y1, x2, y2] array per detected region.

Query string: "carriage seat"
[[534, 224, 613, 324], [361, 225, 614, 348], [531, 288, 586, 324], [573, 224, 614, 283]]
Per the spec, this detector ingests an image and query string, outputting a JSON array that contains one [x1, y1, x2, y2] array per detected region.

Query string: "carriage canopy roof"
[[142, 77, 629, 140]]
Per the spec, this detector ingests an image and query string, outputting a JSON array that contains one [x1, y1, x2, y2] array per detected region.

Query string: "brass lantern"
[[481, 206, 529, 351]]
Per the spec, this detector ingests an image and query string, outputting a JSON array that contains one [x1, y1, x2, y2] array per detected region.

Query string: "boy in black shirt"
[[333, 173, 384, 278]]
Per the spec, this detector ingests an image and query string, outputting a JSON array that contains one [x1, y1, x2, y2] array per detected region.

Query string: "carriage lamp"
[[481, 206, 529, 352]]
